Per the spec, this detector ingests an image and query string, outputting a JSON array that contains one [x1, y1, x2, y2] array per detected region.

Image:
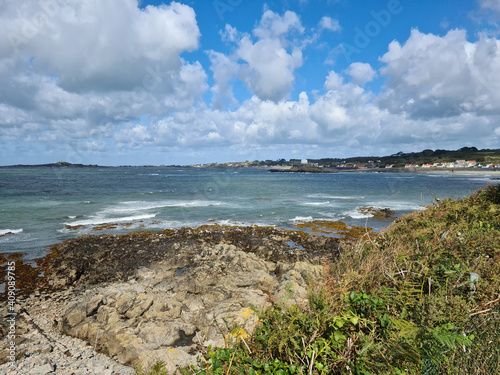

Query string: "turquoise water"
[[0, 167, 496, 259]]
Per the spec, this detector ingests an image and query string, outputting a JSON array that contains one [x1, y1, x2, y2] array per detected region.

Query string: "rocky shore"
[[1, 225, 350, 374]]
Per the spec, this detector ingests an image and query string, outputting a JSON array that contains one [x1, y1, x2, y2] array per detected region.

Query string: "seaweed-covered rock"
[[20, 225, 345, 293]]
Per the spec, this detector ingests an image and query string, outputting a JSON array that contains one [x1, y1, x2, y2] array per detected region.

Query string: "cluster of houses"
[[402, 160, 499, 169], [192, 159, 500, 170], [327, 160, 499, 169], [335, 160, 379, 169]]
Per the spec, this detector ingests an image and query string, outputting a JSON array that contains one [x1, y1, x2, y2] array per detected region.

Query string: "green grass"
[[140, 184, 500, 374]]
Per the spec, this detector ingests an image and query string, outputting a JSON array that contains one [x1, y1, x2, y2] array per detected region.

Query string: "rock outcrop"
[[1, 225, 348, 373]]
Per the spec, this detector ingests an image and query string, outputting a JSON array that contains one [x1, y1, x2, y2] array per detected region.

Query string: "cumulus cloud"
[[209, 10, 304, 103], [253, 10, 304, 39], [0, 0, 204, 99], [344, 62, 376, 85], [116, 92, 319, 150], [117, 70, 382, 153], [208, 51, 239, 109], [324, 71, 344, 90], [377, 29, 500, 119], [1, 3, 500, 165], [3, 1, 200, 92], [237, 36, 303, 101], [0, 0, 208, 161]]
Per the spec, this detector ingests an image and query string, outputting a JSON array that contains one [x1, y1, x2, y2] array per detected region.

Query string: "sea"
[[0, 167, 498, 260]]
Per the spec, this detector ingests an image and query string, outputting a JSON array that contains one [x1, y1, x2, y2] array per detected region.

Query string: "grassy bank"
[[145, 184, 500, 374]]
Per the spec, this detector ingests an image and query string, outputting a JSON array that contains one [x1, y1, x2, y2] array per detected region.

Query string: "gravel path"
[[1, 289, 136, 375]]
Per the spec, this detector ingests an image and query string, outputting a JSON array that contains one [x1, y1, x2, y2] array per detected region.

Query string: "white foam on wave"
[[344, 208, 372, 219], [0, 228, 23, 236], [426, 174, 454, 178], [301, 201, 336, 207], [468, 177, 496, 182], [102, 200, 227, 214], [290, 216, 314, 222], [65, 213, 157, 227], [59, 218, 184, 234], [171, 201, 225, 208], [307, 193, 363, 200]]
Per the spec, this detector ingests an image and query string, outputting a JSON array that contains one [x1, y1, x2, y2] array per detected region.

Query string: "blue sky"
[[0, 0, 499, 165]]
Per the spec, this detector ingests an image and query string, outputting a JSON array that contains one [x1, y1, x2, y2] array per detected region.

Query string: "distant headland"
[[0, 161, 104, 168]]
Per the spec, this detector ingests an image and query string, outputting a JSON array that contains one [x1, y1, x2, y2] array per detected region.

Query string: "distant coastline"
[[270, 166, 500, 176], [2, 146, 500, 172], [1, 163, 499, 176]]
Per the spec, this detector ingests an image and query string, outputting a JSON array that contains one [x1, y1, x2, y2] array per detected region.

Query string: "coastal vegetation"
[[167, 184, 500, 374]]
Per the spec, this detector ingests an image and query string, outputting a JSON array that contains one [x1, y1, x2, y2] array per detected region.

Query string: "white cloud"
[[253, 10, 304, 39], [220, 24, 239, 43], [116, 73, 381, 152], [0, 0, 208, 158], [324, 71, 344, 90], [378, 29, 500, 119], [345, 62, 376, 85], [208, 51, 239, 109], [319, 16, 341, 32], [237, 36, 303, 101], [2, 0, 200, 92], [209, 10, 304, 103], [1, 4, 500, 165]]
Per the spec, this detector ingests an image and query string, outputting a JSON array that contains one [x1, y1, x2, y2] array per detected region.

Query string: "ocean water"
[[0, 167, 497, 259]]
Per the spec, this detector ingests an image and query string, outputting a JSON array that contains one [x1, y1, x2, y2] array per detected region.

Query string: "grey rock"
[[29, 343, 54, 354], [9, 225, 342, 374], [87, 295, 104, 316], [53, 243, 323, 373], [64, 303, 86, 328], [30, 363, 55, 375]]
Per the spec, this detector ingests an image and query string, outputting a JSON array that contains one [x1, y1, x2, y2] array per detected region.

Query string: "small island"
[[0, 160, 104, 168]]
